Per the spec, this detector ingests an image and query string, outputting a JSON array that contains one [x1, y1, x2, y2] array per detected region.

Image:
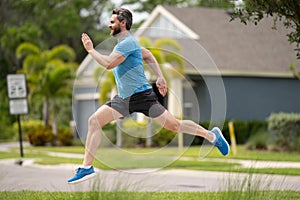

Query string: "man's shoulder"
[[121, 34, 138, 44], [118, 34, 140, 50]]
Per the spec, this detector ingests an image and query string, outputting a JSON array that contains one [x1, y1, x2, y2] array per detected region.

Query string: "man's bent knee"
[[88, 115, 102, 129], [165, 119, 180, 133]]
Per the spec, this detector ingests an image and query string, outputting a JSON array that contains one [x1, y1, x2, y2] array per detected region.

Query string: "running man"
[[68, 8, 230, 184]]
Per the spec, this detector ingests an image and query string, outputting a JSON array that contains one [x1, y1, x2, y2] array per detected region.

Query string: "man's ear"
[[121, 20, 126, 28]]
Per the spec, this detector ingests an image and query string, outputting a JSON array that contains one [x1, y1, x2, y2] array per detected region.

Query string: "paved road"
[[0, 159, 299, 192]]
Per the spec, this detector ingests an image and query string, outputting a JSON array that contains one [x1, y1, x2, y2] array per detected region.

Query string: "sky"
[[100, 0, 149, 26]]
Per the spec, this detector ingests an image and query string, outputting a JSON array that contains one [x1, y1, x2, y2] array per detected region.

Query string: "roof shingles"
[[160, 6, 299, 76]]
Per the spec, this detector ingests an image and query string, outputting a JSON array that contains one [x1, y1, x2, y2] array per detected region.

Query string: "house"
[[134, 5, 300, 122], [73, 5, 300, 136]]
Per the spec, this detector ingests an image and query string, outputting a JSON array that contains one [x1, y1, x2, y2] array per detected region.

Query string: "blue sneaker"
[[67, 166, 96, 184], [211, 127, 230, 156]]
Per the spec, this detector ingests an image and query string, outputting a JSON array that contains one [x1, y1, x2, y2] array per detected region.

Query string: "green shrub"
[[12, 119, 76, 146], [120, 118, 147, 147], [0, 124, 15, 141], [28, 127, 54, 146], [152, 128, 177, 147], [117, 118, 177, 147], [56, 127, 73, 146], [192, 120, 267, 145], [248, 120, 268, 135], [13, 120, 44, 142], [102, 122, 117, 146], [268, 112, 300, 152], [98, 118, 268, 147], [246, 130, 269, 150], [229, 120, 250, 144]]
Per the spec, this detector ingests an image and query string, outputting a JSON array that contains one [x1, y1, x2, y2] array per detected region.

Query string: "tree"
[[16, 42, 77, 134], [122, 0, 234, 14], [197, 0, 234, 8], [122, 0, 189, 13], [0, 0, 114, 65], [231, 0, 300, 59], [0, 0, 115, 132]]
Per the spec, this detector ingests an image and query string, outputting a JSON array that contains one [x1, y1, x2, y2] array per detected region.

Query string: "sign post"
[[7, 74, 28, 163], [17, 115, 24, 158]]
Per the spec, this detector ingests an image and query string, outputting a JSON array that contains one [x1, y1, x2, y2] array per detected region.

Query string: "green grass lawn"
[[1, 190, 299, 200], [1, 145, 300, 199], [1, 145, 300, 175]]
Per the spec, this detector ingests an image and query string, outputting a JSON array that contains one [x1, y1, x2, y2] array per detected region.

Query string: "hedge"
[[102, 119, 177, 148], [192, 119, 268, 145], [103, 119, 268, 147], [268, 113, 300, 152], [13, 120, 73, 146]]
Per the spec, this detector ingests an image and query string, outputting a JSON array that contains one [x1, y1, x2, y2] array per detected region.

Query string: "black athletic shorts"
[[105, 89, 166, 118]]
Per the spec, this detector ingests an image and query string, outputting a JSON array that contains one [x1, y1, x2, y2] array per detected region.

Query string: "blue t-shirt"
[[112, 34, 152, 98]]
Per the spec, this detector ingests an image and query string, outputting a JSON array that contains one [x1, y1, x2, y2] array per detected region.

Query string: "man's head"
[[109, 8, 132, 36]]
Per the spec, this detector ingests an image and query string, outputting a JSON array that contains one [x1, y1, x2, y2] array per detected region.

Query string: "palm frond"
[[93, 66, 107, 82], [48, 45, 76, 62], [16, 42, 40, 59], [153, 38, 182, 52], [149, 48, 165, 64], [23, 55, 44, 74], [99, 79, 114, 104], [165, 52, 184, 73], [138, 37, 152, 48]]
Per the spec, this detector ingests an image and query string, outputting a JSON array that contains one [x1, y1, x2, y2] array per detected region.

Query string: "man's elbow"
[[106, 65, 114, 70], [142, 48, 151, 60], [105, 62, 117, 70]]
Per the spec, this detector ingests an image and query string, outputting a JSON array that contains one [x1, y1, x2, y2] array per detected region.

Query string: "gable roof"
[[135, 5, 199, 40], [135, 5, 299, 77]]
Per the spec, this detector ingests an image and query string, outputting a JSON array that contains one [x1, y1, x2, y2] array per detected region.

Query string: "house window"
[[145, 15, 187, 38]]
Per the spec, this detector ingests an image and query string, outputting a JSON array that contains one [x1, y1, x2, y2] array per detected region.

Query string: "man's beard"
[[111, 26, 121, 36]]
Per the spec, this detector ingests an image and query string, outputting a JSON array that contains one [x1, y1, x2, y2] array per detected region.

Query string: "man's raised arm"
[[142, 47, 167, 96], [81, 33, 125, 70]]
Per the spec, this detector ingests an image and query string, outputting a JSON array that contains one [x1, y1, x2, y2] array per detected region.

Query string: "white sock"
[[209, 131, 217, 143], [81, 165, 92, 169]]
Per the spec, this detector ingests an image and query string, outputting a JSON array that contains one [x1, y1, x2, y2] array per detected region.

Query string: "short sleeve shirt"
[[112, 34, 152, 98]]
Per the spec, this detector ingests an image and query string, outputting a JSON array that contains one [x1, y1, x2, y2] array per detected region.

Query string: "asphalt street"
[[0, 158, 299, 192]]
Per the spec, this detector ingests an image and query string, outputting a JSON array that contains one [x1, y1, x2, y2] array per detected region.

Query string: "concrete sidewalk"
[[0, 158, 299, 192]]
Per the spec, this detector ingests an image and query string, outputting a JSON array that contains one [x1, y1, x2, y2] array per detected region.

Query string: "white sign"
[[9, 99, 28, 115], [7, 74, 27, 98]]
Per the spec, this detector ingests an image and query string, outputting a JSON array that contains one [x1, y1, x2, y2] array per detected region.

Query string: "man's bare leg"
[[68, 105, 122, 184], [154, 110, 215, 142], [83, 105, 123, 166], [154, 110, 230, 156]]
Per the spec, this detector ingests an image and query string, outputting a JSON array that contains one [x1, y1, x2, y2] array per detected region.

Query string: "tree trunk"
[[52, 120, 57, 135], [51, 99, 58, 135], [43, 97, 49, 128]]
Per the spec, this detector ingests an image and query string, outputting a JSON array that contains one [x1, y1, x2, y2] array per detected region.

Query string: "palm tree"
[[16, 42, 77, 134]]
